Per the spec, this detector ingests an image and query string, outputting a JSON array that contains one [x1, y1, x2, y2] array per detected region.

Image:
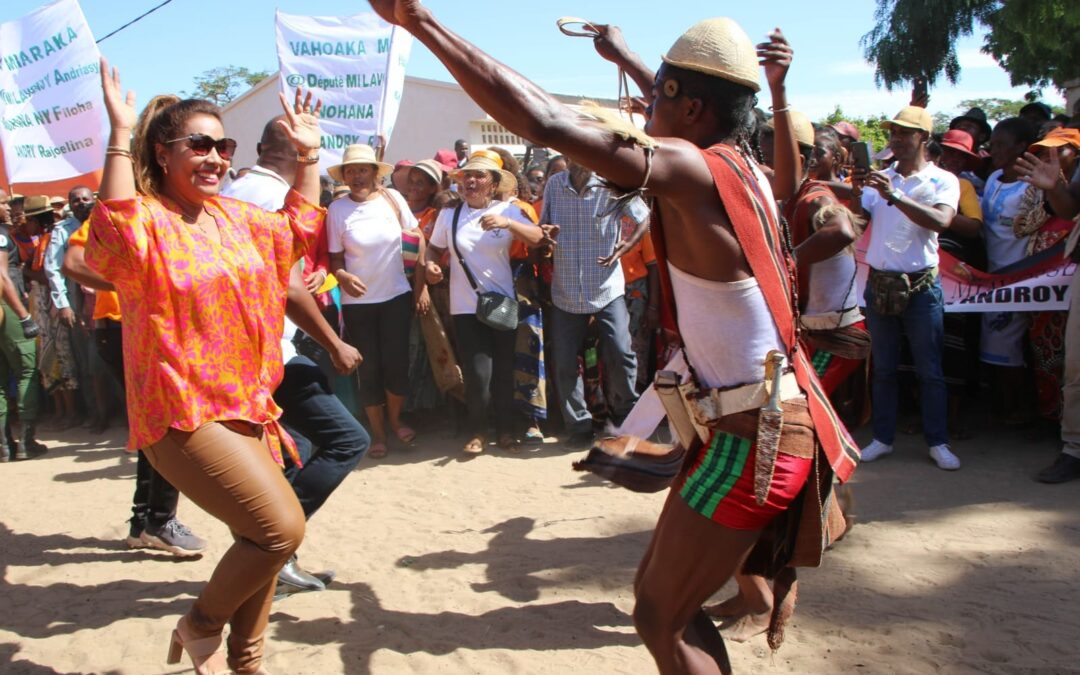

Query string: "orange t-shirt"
[[510, 198, 539, 260], [68, 221, 122, 321], [619, 233, 656, 284]]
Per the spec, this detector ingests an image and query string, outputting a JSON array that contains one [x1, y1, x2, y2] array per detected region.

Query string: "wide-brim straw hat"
[[23, 195, 53, 217], [449, 150, 516, 192], [412, 159, 445, 186], [882, 106, 933, 133], [767, 110, 815, 147], [327, 144, 393, 183], [661, 17, 761, 92]]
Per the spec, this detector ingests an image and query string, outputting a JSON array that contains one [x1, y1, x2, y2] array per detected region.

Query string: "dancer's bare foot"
[[717, 609, 771, 643], [703, 594, 748, 619]]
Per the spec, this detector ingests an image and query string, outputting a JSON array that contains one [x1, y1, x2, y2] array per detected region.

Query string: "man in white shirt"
[[223, 117, 367, 597], [853, 106, 962, 470]]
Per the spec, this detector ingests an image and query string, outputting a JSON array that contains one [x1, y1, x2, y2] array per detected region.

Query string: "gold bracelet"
[[105, 149, 132, 159], [297, 152, 319, 164]]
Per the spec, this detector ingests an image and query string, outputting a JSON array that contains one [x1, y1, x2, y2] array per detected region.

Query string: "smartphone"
[[851, 141, 871, 172]]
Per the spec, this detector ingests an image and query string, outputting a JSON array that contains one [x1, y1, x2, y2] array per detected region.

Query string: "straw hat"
[[412, 159, 445, 186], [882, 106, 933, 133], [661, 18, 760, 92], [450, 150, 516, 192], [50, 196, 66, 207], [767, 110, 815, 147], [23, 195, 53, 217], [327, 144, 393, 182]]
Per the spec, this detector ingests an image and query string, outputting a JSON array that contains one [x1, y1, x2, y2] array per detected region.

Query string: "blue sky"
[[1, 0, 1066, 121]]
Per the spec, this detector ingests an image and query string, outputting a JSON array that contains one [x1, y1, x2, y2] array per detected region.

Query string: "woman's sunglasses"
[[165, 134, 237, 161]]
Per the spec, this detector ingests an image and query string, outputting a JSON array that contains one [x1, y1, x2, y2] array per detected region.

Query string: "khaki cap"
[[661, 18, 761, 92], [882, 106, 933, 133]]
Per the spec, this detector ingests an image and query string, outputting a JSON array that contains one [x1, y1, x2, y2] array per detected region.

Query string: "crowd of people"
[[1, 1, 1078, 672]]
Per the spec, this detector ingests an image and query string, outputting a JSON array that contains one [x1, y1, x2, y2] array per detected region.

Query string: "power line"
[[95, 0, 175, 44]]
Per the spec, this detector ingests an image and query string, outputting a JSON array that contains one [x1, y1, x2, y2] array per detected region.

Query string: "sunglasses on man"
[[165, 134, 238, 161]]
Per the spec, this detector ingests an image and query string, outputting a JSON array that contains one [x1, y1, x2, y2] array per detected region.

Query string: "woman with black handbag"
[[424, 151, 544, 453]]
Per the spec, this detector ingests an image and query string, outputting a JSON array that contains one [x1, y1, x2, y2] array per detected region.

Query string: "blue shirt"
[[44, 216, 82, 310], [541, 171, 648, 314]]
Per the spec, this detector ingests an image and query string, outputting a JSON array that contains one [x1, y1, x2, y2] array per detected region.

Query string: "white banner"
[[0, 0, 106, 183], [855, 240, 1074, 313], [275, 10, 412, 172]]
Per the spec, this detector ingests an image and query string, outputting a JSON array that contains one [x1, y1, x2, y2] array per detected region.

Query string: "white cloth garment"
[[327, 189, 415, 305], [429, 200, 524, 316]]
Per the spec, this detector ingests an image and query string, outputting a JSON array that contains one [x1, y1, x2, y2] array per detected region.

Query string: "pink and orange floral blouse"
[[85, 190, 324, 466]]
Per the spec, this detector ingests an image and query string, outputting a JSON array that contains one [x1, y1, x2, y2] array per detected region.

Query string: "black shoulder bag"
[[449, 203, 519, 331]]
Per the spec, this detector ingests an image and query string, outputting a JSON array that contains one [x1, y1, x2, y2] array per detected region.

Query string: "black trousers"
[[96, 319, 180, 528], [275, 356, 369, 520], [341, 292, 413, 407], [452, 314, 515, 437]]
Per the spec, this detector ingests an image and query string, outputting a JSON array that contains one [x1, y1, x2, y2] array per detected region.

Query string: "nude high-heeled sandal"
[[166, 616, 229, 675]]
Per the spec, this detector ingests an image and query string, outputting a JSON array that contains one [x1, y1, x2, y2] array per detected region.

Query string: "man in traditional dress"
[[368, 2, 858, 672]]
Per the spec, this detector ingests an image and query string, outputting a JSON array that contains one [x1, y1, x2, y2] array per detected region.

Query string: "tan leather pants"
[[146, 422, 305, 672]]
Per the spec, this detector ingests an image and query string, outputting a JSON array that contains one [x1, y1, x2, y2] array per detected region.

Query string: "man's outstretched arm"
[[368, 0, 709, 198]]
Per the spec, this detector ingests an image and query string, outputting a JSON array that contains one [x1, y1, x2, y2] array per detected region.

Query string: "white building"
[[221, 74, 625, 172]]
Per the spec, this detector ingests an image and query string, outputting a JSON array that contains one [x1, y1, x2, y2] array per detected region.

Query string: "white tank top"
[[667, 262, 785, 389], [804, 251, 861, 325]]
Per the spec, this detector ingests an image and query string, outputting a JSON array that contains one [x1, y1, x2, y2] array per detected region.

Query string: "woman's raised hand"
[[99, 57, 136, 132], [277, 89, 323, 154]]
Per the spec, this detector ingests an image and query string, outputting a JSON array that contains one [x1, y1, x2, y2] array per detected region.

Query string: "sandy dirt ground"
[[1, 418, 1077, 674]]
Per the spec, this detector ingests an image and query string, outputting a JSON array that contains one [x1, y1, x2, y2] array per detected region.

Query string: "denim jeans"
[[276, 356, 370, 520], [550, 298, 639, 435], [864, 277, 948, 446]]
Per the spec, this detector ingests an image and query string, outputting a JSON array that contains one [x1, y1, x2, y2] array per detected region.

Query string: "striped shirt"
[[541, 170, 648, 314]]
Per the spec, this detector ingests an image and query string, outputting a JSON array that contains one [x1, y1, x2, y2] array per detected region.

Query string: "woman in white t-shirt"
[[328, 144, 430, 459], [425, 151, 544, 453]]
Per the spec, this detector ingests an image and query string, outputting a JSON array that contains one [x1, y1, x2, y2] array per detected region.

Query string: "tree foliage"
[[186, 66, 272, 107], [957, 97, 1066, 122], [821, 106, 891, 152], [982, 2, 1080, 90], [860, 0, 992, 97], [862, 0, 1080, 95]]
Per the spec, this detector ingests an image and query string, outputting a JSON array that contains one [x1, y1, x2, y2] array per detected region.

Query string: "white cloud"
[[956, 47, 1000, 70], [829, 60, 876, 75]]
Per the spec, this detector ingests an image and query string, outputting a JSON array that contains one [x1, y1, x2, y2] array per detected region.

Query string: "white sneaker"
[[929, 444, 961, 471], [860, 439, 894, 462]]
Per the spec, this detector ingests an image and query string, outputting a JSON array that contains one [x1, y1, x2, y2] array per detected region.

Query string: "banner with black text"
[[0, 0, 106, 183], [855, 241, 1074, 313]]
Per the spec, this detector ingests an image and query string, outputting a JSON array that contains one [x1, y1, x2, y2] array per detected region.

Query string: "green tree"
[[862, 0, 1080, 96], [955, 97, 1067, 122], [822, 106, 891, 152], [982, 2, 1080, 90], [186, 66, 272, 107]]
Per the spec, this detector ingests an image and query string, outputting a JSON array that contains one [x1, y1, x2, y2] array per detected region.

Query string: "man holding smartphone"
[[541, 160, 649, 443], [852, 106, 962, 470]]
